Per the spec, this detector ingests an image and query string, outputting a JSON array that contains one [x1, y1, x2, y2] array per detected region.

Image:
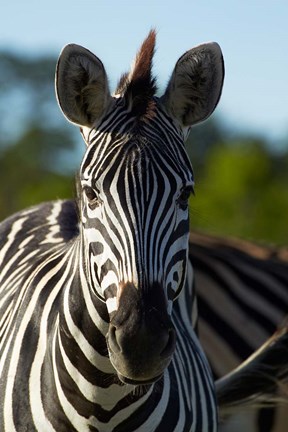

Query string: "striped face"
[[79, 100, 194, 383], [80, 99, 194, 318]]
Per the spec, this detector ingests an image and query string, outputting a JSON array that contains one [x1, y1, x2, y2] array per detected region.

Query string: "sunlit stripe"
[[3, 246, 70, 431], [57, 328, 126, 407], [0, 217, 28, 283], [106, 297, 118, 313], [62, 281, 114, 374], [39, 201, 62, 244], [29, 250, 76, 431], [51, 327, 93, 431]]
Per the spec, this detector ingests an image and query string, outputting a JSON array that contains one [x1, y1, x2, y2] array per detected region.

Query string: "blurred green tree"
[[0, 125, 80, 219], [190, 139, 288, 245], [0, 50, 82, 220], [185, 117, 226, 170]]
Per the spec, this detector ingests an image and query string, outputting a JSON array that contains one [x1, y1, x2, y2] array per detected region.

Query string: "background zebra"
[[0, 31, 224, 431], [189, 231, 288, 431]]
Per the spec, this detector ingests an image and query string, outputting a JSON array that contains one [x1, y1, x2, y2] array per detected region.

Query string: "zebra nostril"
[[160, 328, 176, 359], [109, 325, 121, 353]]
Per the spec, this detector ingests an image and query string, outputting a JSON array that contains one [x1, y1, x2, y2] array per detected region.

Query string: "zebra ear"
[[160, 42, 224, 127], [55, 44, 113, 127]]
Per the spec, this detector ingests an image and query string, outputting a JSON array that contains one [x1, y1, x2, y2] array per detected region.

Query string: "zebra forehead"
[[81, 130, 192, 184]]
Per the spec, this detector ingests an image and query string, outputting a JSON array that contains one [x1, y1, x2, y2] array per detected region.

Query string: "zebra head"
[[55, 31, 224, 385]]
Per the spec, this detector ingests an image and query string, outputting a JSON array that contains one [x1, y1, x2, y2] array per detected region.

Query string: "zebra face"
[[56, 31, 224, 384], [78, 112, 194, 383], [80, 107, 194, 307]]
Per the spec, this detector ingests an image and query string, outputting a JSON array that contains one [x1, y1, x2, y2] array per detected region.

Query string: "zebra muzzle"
[[106, 283, 176, 384]]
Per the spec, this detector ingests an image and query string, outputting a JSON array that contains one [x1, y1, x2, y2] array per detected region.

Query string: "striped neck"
[[44, 240, 159, 430]]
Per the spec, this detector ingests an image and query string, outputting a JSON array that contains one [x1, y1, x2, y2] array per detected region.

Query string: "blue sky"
[[1, 0, 288, 143]]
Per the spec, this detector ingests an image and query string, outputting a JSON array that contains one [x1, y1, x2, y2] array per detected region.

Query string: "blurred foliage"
[[188, 131, 288, 245], [0, 51, 62, 136], [0, 125, 77, 217], [0, 50, 82, 220], [0, 50, 287, 245]]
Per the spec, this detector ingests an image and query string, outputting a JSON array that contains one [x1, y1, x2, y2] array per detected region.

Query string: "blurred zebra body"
[[190, 231, 288, 432]]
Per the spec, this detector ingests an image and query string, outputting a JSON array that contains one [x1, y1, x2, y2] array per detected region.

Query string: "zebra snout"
[[109, 322, 176, 358], [107, 316, 176, 385], [106, 281, 176, 384]]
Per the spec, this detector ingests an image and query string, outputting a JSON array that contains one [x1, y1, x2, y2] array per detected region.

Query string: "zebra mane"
[[115, 29, 158, 120]]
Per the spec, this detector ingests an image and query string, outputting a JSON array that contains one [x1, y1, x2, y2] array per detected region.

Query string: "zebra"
[[189, 231, 288, 431], [0, 31, 225, 431]]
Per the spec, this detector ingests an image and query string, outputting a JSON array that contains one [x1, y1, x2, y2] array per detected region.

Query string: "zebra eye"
[[178, 186, 194, 207], [83, 186, 99, 208]]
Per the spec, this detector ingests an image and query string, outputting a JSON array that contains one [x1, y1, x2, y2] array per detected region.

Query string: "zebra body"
[[0, 32, 224, 431], [190, 232, 288, 432]]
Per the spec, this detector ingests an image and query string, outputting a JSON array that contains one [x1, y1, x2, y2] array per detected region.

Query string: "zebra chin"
[[116, 372, 164, 386]]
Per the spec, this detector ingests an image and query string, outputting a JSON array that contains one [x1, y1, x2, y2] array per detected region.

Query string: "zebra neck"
[[46, 277, 159, 428], [47, 243, 149, 412]]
